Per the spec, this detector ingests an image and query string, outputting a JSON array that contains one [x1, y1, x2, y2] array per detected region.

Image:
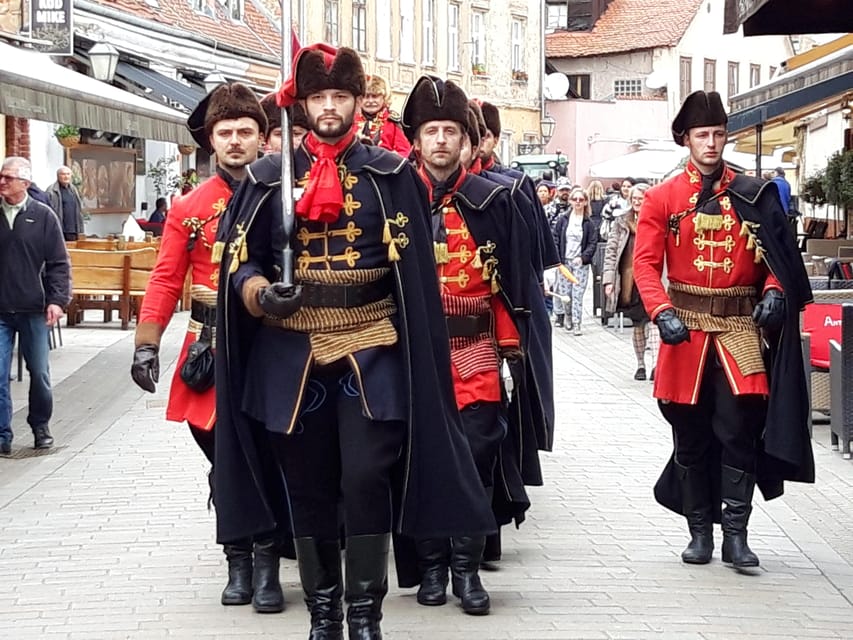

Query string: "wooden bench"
[[66, 248, 158, 330]]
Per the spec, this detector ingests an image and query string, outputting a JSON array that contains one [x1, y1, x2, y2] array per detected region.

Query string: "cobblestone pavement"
[[1, 303, 853, 640]]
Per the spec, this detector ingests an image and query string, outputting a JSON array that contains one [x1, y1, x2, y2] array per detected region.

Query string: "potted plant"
[[178, 144, 196, 156], [512, 70, 528, 82], [471, 63, 487, 76], [146, 157, 182, 198], [54, 124, 81, 148]]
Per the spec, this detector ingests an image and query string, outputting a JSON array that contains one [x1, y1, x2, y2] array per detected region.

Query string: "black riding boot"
[[252, 538, 285, 613], [721, 465, 760, 568], [221, 538, 253, 605], [450, 536, 490, 615], [295, 537, 344, 640], [676, 461, 714, 564], [415, 538, 450, 606], [345, 534, 389, 640]]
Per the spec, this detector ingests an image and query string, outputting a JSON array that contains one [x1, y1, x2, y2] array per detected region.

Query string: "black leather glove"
[[259, 282, 303, 319], [499, 346, 524, 362], [131, 344, 159, 393], [655, 308, 690, 345], [752, 289, 785, 332]]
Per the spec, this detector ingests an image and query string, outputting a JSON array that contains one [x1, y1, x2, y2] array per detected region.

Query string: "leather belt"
[[446, 313, 491, 338], [191, 299, 217, 325], [669, 289, 756, 317], [300, 275, 392, 308]]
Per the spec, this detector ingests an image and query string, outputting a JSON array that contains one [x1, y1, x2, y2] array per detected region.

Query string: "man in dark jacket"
[[0, 157, 70, 453], [46, 166, 85, 241]]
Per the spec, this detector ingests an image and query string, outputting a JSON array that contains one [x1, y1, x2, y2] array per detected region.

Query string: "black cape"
[[654, 175, 815, 520], [214, 142, 496, 546]]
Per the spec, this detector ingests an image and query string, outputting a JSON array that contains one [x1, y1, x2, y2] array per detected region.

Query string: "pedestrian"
[[261, 93, 310, 153], [599, 177, 634, 241], [130, 83, 290, 613], [772, 166, 792, 214], [215, 44, 495, 639], [602, 183, 653, 380], [0, 157, 70, 453], [633, 90, 814, 569], [552, 186, 598, 334], [353, 74, 411, 156], [148, 197, 167, 223], [46, 165, 85, 241], [403, 76, 532, 615], [536, 182, 553, 207], [545, 177, 571, 230], [587, 179, 607, 234]]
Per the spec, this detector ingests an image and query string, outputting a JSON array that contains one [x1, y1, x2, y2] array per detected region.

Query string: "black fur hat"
[[294, 46, 365, 99], [187, 82, 267, 152], [479, 100, 501, 137], [671, 90, 728, 146], [401, 75, 469, 142], [290, 102, 310, 130], [466, 108, 481, 148], [260, 92, 280, 130]]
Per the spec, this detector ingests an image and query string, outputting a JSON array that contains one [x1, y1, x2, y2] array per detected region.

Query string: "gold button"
[[442, 207, 450, 214], [440, 276, 448, 283]]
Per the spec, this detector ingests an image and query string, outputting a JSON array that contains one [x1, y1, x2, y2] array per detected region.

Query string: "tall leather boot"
[[345, 534, 389, 640], [415, 538, 450, 606], [295, 537, 344, 640], [221, 538, 253, 605], [720, 464, 760, 568], [252, 538, 285, 613], [450, 536, 490, 615], [676, 461, 714, 564]]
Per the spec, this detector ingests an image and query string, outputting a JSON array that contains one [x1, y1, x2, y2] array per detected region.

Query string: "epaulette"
[[456, 173, 508, 211], [727, 174, 775, 206], [246, 153, 282, 187], [387, 110, 402, 123]]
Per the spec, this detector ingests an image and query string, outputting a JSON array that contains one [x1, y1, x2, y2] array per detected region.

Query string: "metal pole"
[[280, 2, 295, 287], [755, 123, 763, 177]]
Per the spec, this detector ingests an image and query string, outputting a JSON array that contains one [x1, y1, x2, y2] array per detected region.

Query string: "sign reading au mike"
[[30, 0, 73, 55]]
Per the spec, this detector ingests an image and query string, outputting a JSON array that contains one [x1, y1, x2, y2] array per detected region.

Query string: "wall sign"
[[30, 0, 73, 55]]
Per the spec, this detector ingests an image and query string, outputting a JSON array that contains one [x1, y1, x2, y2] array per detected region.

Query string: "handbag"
[[180, 315, 215, 393]]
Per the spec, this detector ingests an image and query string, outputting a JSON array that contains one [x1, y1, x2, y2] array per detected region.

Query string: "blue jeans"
[[0, 313, 53, 444]]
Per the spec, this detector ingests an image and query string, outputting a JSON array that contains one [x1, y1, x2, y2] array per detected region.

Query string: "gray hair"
[[2, 157, 32, 182]]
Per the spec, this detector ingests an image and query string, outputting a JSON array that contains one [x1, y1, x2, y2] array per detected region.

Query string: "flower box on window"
[[512, 70, 528, 82], [471, 63, 488, 76]]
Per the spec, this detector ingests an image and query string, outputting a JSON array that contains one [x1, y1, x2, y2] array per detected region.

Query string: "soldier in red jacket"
[[353, 74, 412, 156], [130, 84, 289, 612], [634, 91, 813, 571]]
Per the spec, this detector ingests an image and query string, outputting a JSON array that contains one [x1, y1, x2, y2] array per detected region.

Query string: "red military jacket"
[[634, 162, 781, 405], [419, 167, 519, 410], [138, 174, 229, 430], [353, 107, 412, 157]]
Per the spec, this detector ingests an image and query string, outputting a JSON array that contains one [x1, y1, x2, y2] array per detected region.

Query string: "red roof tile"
[[89, 0, 282, 61], [546, 0, 703, 59]]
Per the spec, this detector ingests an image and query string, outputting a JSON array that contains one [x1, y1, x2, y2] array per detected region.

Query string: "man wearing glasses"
[[0, 157, 70, 454]]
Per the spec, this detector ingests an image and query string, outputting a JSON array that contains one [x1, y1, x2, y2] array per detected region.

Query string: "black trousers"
[[189, 424, 215, 464], [659, 351, 765, 473], [270, 366, 405, 540], [460, 401, 504, 489]]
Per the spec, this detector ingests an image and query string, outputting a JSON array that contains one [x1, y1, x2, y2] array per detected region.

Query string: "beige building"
[[293, 0, 543, 162]]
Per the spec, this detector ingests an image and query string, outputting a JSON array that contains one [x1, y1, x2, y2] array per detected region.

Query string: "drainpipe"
[[755, 123, 763, 175]]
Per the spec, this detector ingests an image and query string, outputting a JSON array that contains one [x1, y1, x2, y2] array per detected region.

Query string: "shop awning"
[[115, 62, 205, 114], [589, 146, 688, 182], [0, 42, 194, 144], [723, 0, 853, 35]]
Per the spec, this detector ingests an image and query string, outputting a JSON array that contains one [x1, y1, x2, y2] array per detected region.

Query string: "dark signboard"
[[30, 0, 73, 55]]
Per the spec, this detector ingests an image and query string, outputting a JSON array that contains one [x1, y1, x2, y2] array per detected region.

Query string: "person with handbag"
[[130, 83, 291, 613]]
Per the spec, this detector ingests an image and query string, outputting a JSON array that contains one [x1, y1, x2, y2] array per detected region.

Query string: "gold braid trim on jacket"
[[668, 282, 765, 377], [265, 267, 398, 365]]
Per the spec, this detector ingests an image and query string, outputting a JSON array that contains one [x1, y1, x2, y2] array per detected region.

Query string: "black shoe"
[[415, 538, 450, 606], [0, 440, 10, 455], [345, 533, 389, 640], [634, 367, 647, 381], [221, 540, 253, 605], [451, 536, 490, 615], [554, 314, 564, 328], [675, 462, 714, 565], [721, 465, 760, 568], [33, 426, 54, 449], [295, 537, 344, 640], [650, 367, 655, 381], [252, 538, 285, 613]]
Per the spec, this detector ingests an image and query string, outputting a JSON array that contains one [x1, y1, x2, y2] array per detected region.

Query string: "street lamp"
[[89, 41, 119, 83], [203, 70, 227, 93], [539, 114, 556, 145]]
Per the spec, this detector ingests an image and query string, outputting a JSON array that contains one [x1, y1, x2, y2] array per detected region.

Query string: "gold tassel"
[[211, 241, 224, 264], [754, 246, 766, 264], [746, 235, 755, 251], [491, 277, 500, 294], [239, 239, 248, 262], [383, 219, 392, 244], [388, 240, 401, 262], [433, 242, 449, 264], [229, 253, 241, 274], [472, 249, 482, 269], [694, 212, 724, 233], [739, 224, 750, 238]]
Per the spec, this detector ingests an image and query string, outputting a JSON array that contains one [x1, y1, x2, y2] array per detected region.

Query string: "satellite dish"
[[645, 70, 668, 90], [544, 73, 570, 100]]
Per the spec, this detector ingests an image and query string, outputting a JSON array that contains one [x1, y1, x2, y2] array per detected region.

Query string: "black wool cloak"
[[654, 175, 814, 520], [213, 142, 496, 546]]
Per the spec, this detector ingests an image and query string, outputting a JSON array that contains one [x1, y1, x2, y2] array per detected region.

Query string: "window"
[[614, 79, 642, 98], [567, 0, 593, 31], [447, 3, 460, 71], [228, 0, 243, 20], [511, 18, 525, 72], [324, 0, 339, 46], [567, 74, 590, 99], [376, 0, 391, 58], [727, 61, 739, 97], [769, 65, 777, 79], [352, 0, 367, 52], [297, 0, 307, 42], [703, 59, 716, 92], [399, 0, 415, 63], [749, 64, 760, 87], [422, 0, 435, 66], [471, 10, 486, 69], [679, 56, 692, 103], [192, 0, 203, 11], [546, 2, 568, 30]]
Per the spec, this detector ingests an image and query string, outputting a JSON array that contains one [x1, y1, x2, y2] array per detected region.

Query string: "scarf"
[[296, 130, 357, 223], [416, 165, 465, 256], [697, 162, 725, 215], [469, 157, 483, 175], [481, 156, 495, 171]]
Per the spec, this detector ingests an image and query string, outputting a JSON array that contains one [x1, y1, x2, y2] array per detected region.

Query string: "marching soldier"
[[215, 45, 495, 639], [131, 83, 290, 612], [353, 74, 411, 156], [261, 92, 310, 153], [633, 90, 814, 569]]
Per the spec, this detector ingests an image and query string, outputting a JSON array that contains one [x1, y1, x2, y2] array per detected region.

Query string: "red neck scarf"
[[481, 156, 495, 171], [469, 157, 483, 175], [296, 131, 356, 223]]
